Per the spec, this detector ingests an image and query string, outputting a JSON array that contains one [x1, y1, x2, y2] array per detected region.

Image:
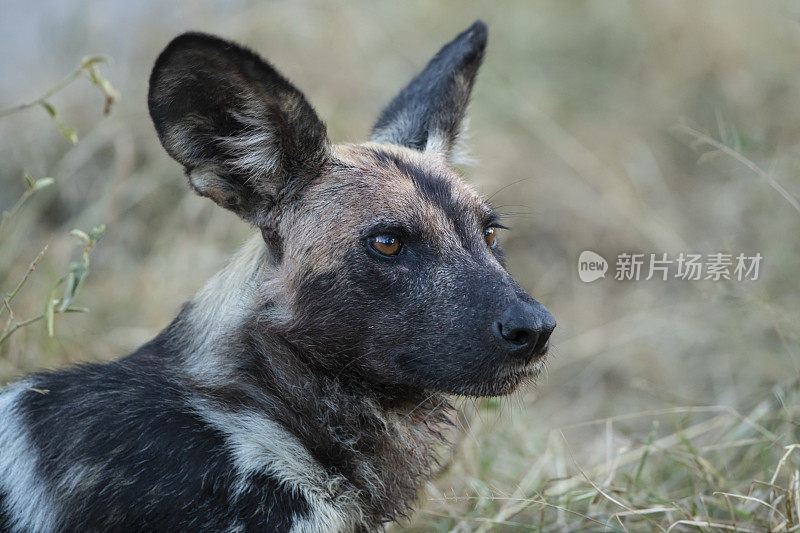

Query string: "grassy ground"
[[2, 1, 800, 531]]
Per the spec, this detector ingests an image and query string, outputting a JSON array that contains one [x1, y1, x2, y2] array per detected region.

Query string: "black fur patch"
[[16, 335, 308, 531], [371, 20, 487, 154], [0, 489, 10, 533], [148, 32, 329, 227]]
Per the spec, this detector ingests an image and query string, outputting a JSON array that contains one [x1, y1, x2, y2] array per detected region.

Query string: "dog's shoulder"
[[0, 352, 334, 531]]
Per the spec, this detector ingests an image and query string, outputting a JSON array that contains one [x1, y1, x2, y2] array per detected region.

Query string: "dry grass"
[[2, 1, 800, 531]]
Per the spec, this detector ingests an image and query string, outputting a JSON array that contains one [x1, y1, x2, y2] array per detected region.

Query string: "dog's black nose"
[[494, 301, 555, 358]]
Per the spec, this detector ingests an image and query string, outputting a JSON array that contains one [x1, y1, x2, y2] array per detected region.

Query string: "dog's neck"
[[157, 234, 453, 527]]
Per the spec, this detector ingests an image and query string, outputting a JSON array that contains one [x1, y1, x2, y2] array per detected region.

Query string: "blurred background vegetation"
[[2, 1, 800, 530]]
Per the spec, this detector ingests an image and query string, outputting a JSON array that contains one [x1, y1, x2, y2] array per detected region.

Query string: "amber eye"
[[484, 227, 497, 248], [369, 234, 403, 256]]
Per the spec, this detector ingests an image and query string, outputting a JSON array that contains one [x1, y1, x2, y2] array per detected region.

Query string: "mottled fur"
[[0, 21, 555, 532]]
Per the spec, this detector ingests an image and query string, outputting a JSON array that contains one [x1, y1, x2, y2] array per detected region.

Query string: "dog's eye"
[[484, 227, 497, 248], [369, 234, 403, 256]]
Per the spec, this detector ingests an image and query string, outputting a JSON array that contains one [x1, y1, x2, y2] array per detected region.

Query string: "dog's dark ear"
[[370, 21, 487, 165], [148, 32, 328, 227]]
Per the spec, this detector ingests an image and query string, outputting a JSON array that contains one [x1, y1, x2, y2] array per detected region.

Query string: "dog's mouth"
[[454, 351, 548, 397], [499, 341, 550, 377], [501, 356, 546, 382]]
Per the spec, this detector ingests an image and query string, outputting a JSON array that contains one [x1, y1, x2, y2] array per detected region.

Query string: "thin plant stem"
[[0, 61, 91, 117]]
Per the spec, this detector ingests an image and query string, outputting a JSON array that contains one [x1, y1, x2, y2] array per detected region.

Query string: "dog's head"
[[148, 21, 555, 397]]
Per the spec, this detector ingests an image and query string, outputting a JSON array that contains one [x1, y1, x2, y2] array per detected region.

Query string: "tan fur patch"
[[183, 141, 494, 341]]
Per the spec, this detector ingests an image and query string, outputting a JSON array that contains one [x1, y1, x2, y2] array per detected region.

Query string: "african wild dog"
[[0, 21, 555, 532]]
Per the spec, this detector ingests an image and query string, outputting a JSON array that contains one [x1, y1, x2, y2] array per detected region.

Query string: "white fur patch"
[[178, 234, 364, 530], [180, 234, 270, 385], [195, 400, 362, 532], [218, 110, 281, 188], [425, 117, 476, 167], [0, 385, 62, 532]]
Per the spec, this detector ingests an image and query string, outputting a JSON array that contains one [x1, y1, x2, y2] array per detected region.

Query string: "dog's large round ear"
[[148, 32, 329, 227], [370, 21, 487, 165]]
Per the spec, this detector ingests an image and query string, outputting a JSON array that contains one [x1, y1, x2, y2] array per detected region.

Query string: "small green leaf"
[[40, 101, 78, 143], [23, 173, 35, 190], [70, 261, 88, 290], [33, 177, 54, 191], [80, 55, 109, 69], [55, 119, 78, 144], [88, 224, 105, 243], [58, 262, 87, 312], [99, 78, 115, 95], [69, 229, 90, 246], [41, 101, 56, 117], [83, 60, 119, 115]]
